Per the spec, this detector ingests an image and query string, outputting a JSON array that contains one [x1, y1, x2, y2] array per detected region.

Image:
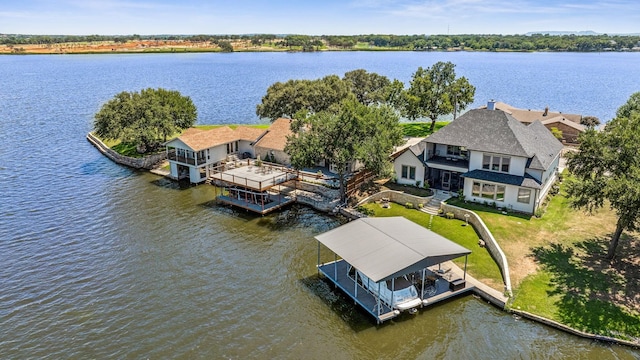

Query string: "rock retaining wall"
[[441, 203, 512, 295], [355, 190, 433, 208], [87, 133, 166, 170]]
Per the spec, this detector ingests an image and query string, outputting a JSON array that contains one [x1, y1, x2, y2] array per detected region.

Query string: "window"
[[471, 181, 506, 202], [482, 154, 510, 173], [496, 185, 506, 201], [472, 181, 481, 197], [401, 165, 416, 180], [482, 155, 491, 169], [447, 145, 468, 159], [226, 141, 239, 154], [481, 183, 496, 199], [501, 157, 510, 172], [517, 188, 531, 203]]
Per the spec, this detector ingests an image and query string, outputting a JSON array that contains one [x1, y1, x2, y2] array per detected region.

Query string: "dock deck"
[[210, 162, 297, 191], [318, 259, 474, 323], [318, 260, 394, 323], [216, 194, 295, 214]]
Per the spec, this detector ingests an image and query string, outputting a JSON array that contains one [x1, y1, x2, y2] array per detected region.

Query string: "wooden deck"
[[217, 194, 295, 214], [318, 259, 475, 323], [210, 162, 297, 191]]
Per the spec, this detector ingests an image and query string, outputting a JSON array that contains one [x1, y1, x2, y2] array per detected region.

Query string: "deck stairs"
[[420, 191, 452, 215]]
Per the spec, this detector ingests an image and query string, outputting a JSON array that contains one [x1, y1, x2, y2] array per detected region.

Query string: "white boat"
[[349, 266, 422, 312]]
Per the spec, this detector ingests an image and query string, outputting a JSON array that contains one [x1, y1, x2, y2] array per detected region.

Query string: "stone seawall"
[[509, 309, 639, 348], [441, 203, 512, 295], [355, 190, 433, 208], [87, 133, 166, 170]]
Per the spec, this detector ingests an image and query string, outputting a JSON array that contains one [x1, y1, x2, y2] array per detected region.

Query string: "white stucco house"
[[165, 126, 267, 183], [392, 108, 564, 214]]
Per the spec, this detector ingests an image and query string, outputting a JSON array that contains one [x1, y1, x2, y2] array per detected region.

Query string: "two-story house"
[[165, 126, 267, 184], [393, 108, 563, 214]]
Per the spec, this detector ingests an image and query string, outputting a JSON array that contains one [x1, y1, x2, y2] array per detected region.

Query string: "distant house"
[[481, 100, 586, 144], [254, 118, 293, 165], [165, 126, 266, 183], [392, 108, 563, 214]]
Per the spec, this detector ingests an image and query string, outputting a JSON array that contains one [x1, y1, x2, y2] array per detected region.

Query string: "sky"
[[1, 0, 639, 36]]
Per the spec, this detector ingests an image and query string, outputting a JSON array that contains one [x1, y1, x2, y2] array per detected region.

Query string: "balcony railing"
[[426, 155, 469, 169], [167, 150, 207, 166]]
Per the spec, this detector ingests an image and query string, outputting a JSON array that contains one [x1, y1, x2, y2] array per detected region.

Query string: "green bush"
[[405, 202, 414, 209]]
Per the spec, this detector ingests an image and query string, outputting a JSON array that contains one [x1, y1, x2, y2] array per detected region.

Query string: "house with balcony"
[[165, 126, 267, 184], [392, 108, 563, 214]]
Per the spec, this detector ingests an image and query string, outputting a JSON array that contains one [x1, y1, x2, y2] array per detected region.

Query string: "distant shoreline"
[[3, 38, 640, 55]]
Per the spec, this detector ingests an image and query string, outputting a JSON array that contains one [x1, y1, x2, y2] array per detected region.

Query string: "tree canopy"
[[566, 92, 640, 259], [93, 88, 197, 153], [256, 70, 402, 122], [403, 61, 475, 132], [284, 99, 403, 200]]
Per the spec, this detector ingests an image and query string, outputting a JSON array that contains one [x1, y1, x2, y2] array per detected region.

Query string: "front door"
[[442, 171, 451, 190]]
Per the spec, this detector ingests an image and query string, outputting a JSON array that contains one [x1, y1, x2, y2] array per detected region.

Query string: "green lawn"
[[446, 185, 640, 341], [359, 203, 504, 289], [400, 121, 448, 137]]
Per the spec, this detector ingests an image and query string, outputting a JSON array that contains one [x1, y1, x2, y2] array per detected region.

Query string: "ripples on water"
[[0, 53, 639, 359]]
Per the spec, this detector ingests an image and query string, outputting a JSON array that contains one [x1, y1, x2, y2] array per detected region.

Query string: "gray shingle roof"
[[425, 109, 563, 171], [462, 169, 542, 189]]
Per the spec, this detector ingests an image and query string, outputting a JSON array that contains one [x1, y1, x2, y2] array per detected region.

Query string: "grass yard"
[[359, 202, 504, 290], [446, 184, 640, 341], [400, 121, 448, 137]]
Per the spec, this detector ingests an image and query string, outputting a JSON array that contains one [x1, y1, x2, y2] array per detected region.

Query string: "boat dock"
[[210, 161, 298, 214], [315, 217, 474, 324], [318, 259, 474, 323]]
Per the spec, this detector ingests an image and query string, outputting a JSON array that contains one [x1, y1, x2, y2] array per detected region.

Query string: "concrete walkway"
[[442, 260, 509, 308]]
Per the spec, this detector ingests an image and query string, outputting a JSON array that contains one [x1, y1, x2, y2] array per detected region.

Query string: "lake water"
[[1, 52, 639, 359]]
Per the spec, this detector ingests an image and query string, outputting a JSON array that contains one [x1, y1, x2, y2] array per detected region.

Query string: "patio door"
[[442, 171, 451, 190]]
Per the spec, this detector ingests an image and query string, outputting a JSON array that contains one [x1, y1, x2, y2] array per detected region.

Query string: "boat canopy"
[[315, 217, 471, 283]]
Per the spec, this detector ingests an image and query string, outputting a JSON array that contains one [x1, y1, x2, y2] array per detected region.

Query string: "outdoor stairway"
[[421, 191, 452, 215]]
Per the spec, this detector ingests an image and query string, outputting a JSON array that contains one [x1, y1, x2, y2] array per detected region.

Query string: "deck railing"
[[167, 149, 207, 166]]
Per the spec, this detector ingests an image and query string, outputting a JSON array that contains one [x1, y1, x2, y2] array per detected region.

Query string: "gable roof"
[[425, 109, 563, 171], [167, 126, 266, 152], [540, 115, 586, 131], [254, 118, 293, 151], [315, 217, 471, 283], [390, 137, 426, 160]]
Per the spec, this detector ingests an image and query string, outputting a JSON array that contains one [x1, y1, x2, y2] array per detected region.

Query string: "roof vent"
[[487, 100, 496, 111], [543, 107, 549, 116]]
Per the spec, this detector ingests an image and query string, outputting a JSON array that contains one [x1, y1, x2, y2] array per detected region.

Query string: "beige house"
[[481, 101, 586, 145], [253, 118, 293, 165]]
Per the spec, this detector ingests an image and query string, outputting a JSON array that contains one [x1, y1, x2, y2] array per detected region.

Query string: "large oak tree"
[[285, 99, 403, 200], [403, 61, 475, 132], [566, 92, 640, 259], [94, 88, 196, 153], [256, 70, 400, 121]]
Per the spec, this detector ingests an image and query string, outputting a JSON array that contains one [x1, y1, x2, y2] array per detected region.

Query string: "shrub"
[[405, 202, 414, 209], [534, 208, 544, 218], [445, 212, 455, 219]]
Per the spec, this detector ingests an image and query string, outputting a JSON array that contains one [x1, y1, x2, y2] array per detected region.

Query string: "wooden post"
[[464, 255, 468, 280]]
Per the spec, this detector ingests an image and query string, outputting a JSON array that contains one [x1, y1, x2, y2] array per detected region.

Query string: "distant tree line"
[[3, 33, 640, 52]]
